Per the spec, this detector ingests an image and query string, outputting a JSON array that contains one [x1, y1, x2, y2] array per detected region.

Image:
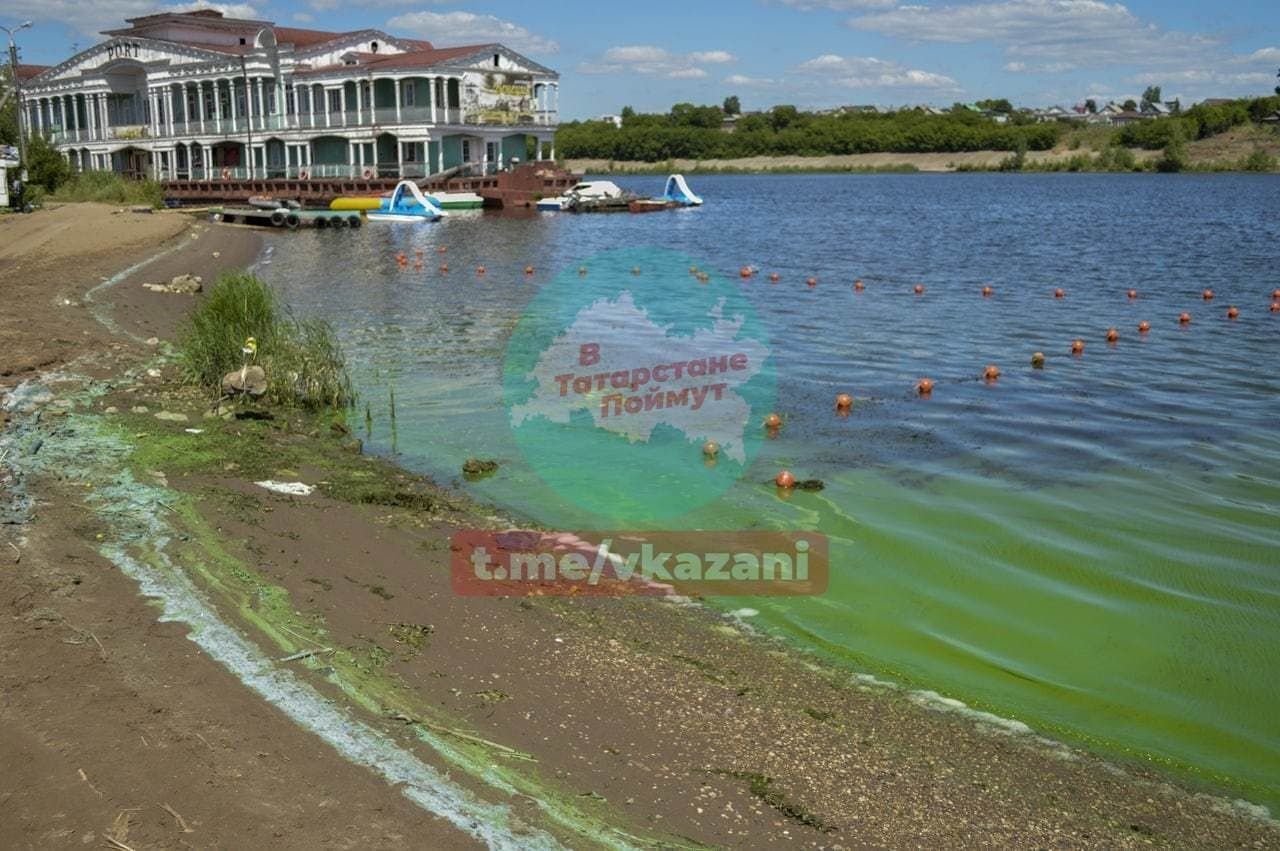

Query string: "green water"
[[262, 173, 1280, 811]]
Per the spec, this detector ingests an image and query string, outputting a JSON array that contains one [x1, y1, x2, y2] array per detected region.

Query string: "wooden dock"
[[164, 163, 581, 209], [213, 208, 363, 229]]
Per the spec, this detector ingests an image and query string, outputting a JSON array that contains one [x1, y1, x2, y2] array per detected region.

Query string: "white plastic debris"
[[255, 480, 315, 496]]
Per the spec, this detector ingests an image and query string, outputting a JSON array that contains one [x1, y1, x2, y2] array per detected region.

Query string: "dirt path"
[[1, 203, 1277, 849]]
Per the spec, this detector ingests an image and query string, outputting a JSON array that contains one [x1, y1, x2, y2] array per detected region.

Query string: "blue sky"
[[7, 0, 1279, 118]]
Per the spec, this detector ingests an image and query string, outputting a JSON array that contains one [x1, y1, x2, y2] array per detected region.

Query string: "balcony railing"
[[42, 107, 560, 146], [166, 160, 509, 181]]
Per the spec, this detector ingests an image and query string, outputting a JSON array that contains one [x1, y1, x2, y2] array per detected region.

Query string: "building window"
[[371, 41, 379, 53], [403, 83, 415, 107], [403, 143, 417, 163], [461, 139, 471, 161], [493, 53, 500, 68], [327, 89, 341, 113], [285, 86, 295, 115]]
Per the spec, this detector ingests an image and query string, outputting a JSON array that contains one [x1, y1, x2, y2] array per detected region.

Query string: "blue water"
[[259, 173, 1280, 810]]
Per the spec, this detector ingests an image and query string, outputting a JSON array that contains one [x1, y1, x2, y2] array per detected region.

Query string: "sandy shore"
[[1, 203, 1276, 849]]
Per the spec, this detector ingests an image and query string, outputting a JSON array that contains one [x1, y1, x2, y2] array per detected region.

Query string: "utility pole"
[[3, 21, 33, 172]]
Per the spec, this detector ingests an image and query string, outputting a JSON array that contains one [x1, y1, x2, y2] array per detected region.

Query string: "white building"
[[18, 10, 561, 181]]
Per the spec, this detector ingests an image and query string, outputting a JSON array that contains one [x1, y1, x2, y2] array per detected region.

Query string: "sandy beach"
[[1, 203, 1277, 849]]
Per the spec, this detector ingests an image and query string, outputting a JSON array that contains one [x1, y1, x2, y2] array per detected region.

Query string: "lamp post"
[[3, 21, 33, 171]]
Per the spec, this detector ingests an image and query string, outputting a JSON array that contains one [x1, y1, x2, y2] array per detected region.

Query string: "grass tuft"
[[51, 171, 165, 207], [177, 270, 354, 410]]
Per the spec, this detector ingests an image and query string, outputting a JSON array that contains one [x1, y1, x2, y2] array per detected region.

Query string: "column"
[[549, 139, 555, 161], [436, 138, 443, 173], [85, 94, 95, 140], [255, 77, 265, 129], [324, 87, 332, 128], [166, 86, 176, 136], [213, 80, 223, 127], [429, 76, 438, 123], [229, 78, 239, 129], [393, 79, 402, 125], [355, 81, 364, 126], [481, 136, 489, 174]]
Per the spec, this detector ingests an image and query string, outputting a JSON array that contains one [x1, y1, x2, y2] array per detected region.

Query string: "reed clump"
[[177, 270, 354, 410]]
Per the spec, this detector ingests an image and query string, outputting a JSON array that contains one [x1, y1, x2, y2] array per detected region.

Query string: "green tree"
[[1085, 98, 1098, 114], [723, 95, 740, 116], [1123, 98, 1138, 111], [25, 133, 72, 190], [1141, 85, 1162, 108], [0, 66, 19, 147], [769, 104, 800, 130], [620, 105, 635, 125], [976, 98, 1013, 113]]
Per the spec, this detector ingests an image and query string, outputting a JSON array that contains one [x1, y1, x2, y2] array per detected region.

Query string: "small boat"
[[429, 191, 484, 210], [362, 181, 444, 223], [249, 196, 301, 211], [537, 180, 628, 212]]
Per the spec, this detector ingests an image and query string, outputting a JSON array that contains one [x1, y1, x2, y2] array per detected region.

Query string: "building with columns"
[[18, 10, 560, 181]]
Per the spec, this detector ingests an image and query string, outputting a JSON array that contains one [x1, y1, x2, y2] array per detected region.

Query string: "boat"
[[537, 180, 628, 212], [362, 181, 444, 223], [429, 191, 484, 210], [248, 196, 301, 211]]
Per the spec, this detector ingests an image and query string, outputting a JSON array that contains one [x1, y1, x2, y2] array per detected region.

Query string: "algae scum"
[[0, 360, 668, 850]]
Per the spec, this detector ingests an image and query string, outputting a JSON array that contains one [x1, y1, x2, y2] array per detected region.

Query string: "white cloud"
[[1129, 69, 1274, 87], [168, 0, 260, 18], [5, 0, 261, 38], [797, 53, 959, 89], [1235, 47, 1280, 64], [386, 11, 559, 54], [1003, 60, 1076, 73], [725, 74, 777, 87], [579, 45, 737, 79], [849, 0, 1219, 68], [292, 11, 315, 22]]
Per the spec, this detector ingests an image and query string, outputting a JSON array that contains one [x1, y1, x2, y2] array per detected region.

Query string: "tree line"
[[557, 95, 1280, 161], [557, 103, 1062, 161]]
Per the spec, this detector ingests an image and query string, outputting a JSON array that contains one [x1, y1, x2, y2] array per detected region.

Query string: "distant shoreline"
[[566, 144, 1278, 175]]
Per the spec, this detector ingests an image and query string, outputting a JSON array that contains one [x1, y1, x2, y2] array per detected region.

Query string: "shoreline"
[[1, 204, 1277, 848]]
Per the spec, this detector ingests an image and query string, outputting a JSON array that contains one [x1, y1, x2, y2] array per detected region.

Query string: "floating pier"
[[212, 208, 363, 229]]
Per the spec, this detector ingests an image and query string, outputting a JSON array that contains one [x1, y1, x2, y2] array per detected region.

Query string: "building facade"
[[18, 10, 560, 181]]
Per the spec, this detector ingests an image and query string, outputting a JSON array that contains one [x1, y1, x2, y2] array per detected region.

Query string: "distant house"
[[841, 104, 878, 114], [1198, 98, 1234, 108], [1034, 105, 1076, 122], [1261, 110, 1280, 124], [1110, 110, 1147, 126], [599, 114, 623, 128], [1100, 102, 1124, 115], [1140, 102, 1171, 116]]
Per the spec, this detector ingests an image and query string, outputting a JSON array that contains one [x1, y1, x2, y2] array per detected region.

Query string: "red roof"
[[274, 26, 358, 49], [14, 64, 51, 82], [293, 44, 493, 77]]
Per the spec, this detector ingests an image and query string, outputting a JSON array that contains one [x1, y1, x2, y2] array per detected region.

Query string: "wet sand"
[[1, 203, 1276, 849]]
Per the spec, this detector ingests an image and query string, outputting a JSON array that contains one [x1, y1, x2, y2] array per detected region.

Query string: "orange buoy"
[[983, 364, 1000, 381], [1106, 327, 1119, 343], [835, 393, 853, 410], [914, 284, 925, 295], [775, 470, 796, 489], [1272, 289, 1280, 300], [1127, 289, 1137, 300], [807, 277, 818, 288], [1202, 289, 1214, 300], [764, 413, 782, 429], [413, 261, 423, 271], [396, 251, 407, 262], [414, 248, 424, 258], [1179, 312, 1191, 324], [524, 265, 534, 275], [1138, 320, 1151, 333], [1071, 339, 1085, 355], [981, 285, 994, 297], [769, 272, 780, 283], [739, 266, 753, 279], [702, 441, 719, 459], [1227, 306, 1239, 320], [1030, 352, 1045, 369], [1054, 288, 1065, 299], [916, 378, 934, 396], [476, 265, 486, 275], [854, 279, 865, 292], [437, 246, 447, 254], [439, 263, 449, 273], [1271, 300, 1280, 313]]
